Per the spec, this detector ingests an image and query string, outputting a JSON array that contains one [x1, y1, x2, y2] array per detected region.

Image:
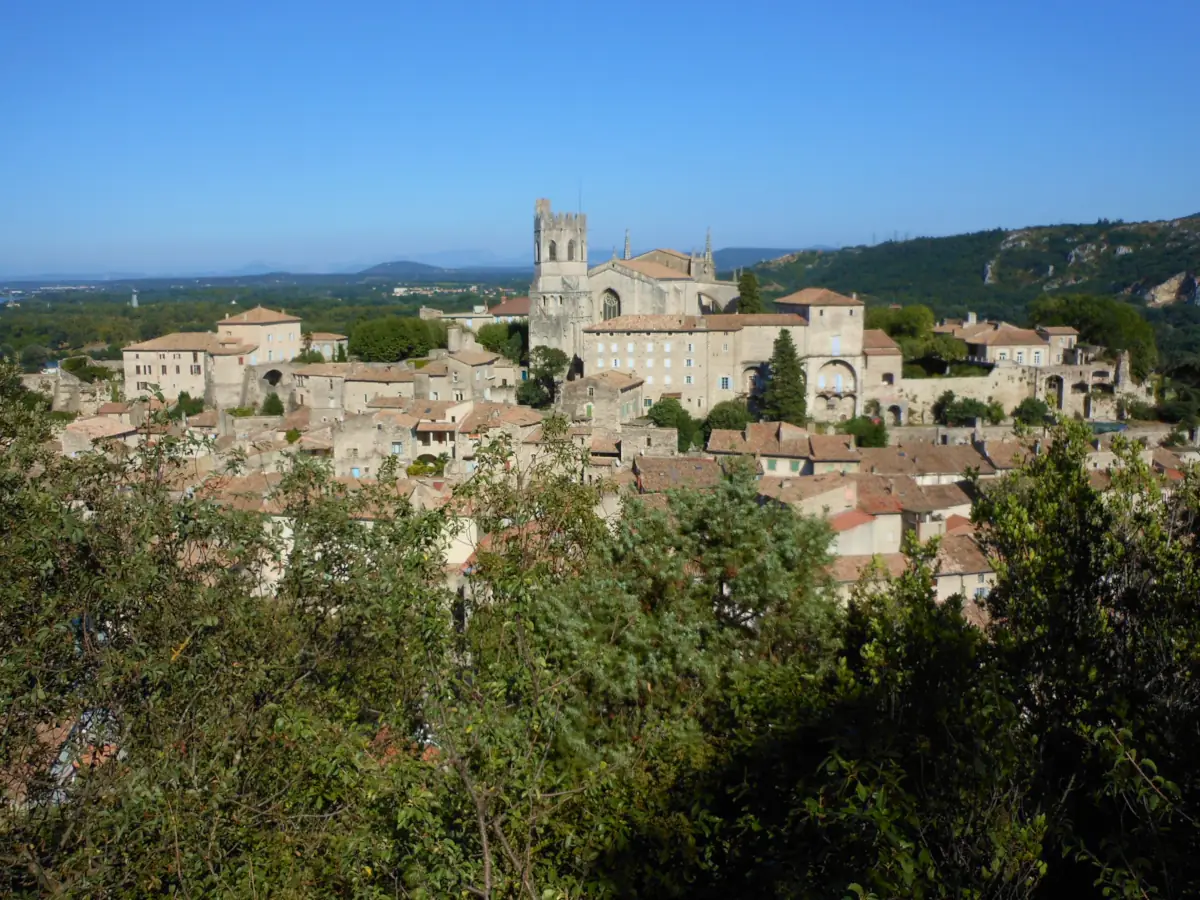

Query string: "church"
[[527, 198, 889, 424]]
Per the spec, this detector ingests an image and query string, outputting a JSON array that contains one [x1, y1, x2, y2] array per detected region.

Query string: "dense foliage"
[[703, 399, 753, 441], [838, 414, 889, 447], [6, 367, 1200, 898], [475, 322, 528, 365], [516, 346, 569, 409], [736, 271, 764, 314], [1028, 293, 1158, 380], [647, 397, 703, 451], [349, 316, 448, 363], [759, 329, 807, 425], [933, 389, 1006, 426]]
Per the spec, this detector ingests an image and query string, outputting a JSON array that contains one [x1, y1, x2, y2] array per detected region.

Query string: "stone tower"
[[529, 198, 593, 371]]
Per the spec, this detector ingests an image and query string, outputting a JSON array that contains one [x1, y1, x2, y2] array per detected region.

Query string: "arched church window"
[[535, 240, 540, 263], [567, 240, 576, 261], [548, 241, 557, 262], [601, 290, 620, 321]]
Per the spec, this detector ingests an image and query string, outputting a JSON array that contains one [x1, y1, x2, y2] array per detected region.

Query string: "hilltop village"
[[21, 199, 1182, 600]]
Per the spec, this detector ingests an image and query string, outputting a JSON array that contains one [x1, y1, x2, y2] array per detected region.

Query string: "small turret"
[[624, 229, 631, 260]]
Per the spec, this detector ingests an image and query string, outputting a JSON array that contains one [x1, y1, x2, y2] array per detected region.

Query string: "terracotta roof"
[[936, 533, 992, 576], [406, 400, 462, 420], [293, 363, 351, 377], [945, 514, 975, 535], [775, 287, 863, 307], [584, 315, 734, 334], [829, 553, 908, 584], [965, 324, 1047, 347], [980, 440, 1035, 471], [489, 295, 530, 317], [618, 258, 693, 281], [307, 331, 346, 341], [757, 472, 851, 506], [96, 401, 131, 415], [634, 456, 722, 493], [1036, 325, 1079, 335], [367, 396, 409, 409], [643, 248, 691, 260], [65, 416, 137, 440], [708, 421, 812, 458], [418, 360, 450, 376], [859, 445, 995, 477], [345, 364, 416, 383], [578, 370, 645, 390], [829, 508, 875, 532], [808, 434, 860, 461], [707, 314, 809, 328], [125, 332, 254, 354], [371, 410, 420, 429], [862, 329, 902, 355], [415, 421, 460, 433], [217, 305, 300, 325], [901, 481, 972, 513], [449, 350, 501, 367], [186, 409, 218, 428], [591, 435, 621, 455], [459, 403, 544, 433]]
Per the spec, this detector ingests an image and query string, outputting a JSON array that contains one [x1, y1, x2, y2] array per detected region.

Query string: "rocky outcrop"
[[1145, 272, 1198, 307]]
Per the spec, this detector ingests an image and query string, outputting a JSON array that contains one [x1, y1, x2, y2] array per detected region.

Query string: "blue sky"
[[1, 0, 1197, 275]]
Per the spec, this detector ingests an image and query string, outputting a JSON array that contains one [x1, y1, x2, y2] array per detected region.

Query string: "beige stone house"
[[217, 306, 303, 364], [123, 332, 254, 408], [560, 370, 645, 424]]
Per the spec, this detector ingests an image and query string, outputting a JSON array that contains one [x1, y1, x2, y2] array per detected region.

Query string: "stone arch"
[[814, 360, 857, 396], [601, 289, 620, 321], [548, 240, 558, 262], [887, 404, 903, 426], [567, 239, 576, 261], [534, 240, 540, 264], [742, 364, 765, 395], [261, 368, 284, 389], [1045, 374, 1065, 410]]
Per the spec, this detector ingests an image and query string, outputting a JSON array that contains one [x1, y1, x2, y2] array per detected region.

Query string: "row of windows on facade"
[[592, 336, 843, 357], [996, 349, 1046, 364], [134, 364, 202, 376], [221, 331, 298, 343]]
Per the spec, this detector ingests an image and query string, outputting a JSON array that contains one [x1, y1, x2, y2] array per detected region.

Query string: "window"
[[190, 365, 201, 375], [645, 342, 654, 352], [238, 356, 244, 365], [790, 460, 800, 472], [831, 335, 841, 356], [548, 240, 557, 261], [391, 441, 404, 455], [192, 352, 199, 362], [685, 375, 693, 385], [349, 447, 358, 457], [685, 358, 694, 368], [768, 459, 777, 471], [626, 358, 633, 368], [974, 587, 988, 600], [883, 372, 894, 385], [1033, 351, 1042, 365], [567, 239, 575, 261], [646, 376, 654, 384], [663, 342, 672, 353], [977, 574, 986, 583], [175, 365, 180, 374], [268, 334, 273, 343], [687, 342, 694, 352], [596, 359, 605, 368], [998, 351, 1008, 361], [819, 309, 824, 316], [612, 358, 620, 368], [1016, 351, 1025, 364], [664, 359, 671, 369], [626, 342, 634, 352], [644, 398, 653, 408], [161, 365, 167, 374], [610, 342, 618, 352], [646, 358, 654, 368], [585, 403, 593, 417], [722, 342, 729, 352], [663, 375, 672, 385], [351, 467, 361, 479], [720, 376, 731, 390], [818, 373, 826, 388], [454, 391, 464, 401], [289, 332, 295, 342], [587, 387, 595, 397]]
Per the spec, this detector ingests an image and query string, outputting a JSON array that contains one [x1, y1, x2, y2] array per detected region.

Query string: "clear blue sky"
[[2, 0, 1197, 276]]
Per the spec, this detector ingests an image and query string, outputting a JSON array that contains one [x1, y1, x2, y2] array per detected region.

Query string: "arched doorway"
[[887, 404, 903, 426], [743, 364, 765, 395], [601, 289, 620, 320], [1045, 375, 1065, 410]]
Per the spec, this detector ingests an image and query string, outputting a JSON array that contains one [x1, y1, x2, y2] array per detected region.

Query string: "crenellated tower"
[[529, 198, 593, 371]]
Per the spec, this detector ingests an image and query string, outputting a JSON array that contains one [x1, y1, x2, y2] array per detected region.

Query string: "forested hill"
[[753, 214, 1200, 321]]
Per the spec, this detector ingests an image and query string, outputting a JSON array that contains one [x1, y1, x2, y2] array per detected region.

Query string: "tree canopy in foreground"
[[3, 363, 1200, 898]]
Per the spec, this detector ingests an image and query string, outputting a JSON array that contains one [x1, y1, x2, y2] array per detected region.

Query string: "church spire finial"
[[623, 229, 631, 260], [705, 227, 713, 263]]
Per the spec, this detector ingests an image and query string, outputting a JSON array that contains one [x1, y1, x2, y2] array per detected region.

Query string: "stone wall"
[[897, 366, 1038, 424]]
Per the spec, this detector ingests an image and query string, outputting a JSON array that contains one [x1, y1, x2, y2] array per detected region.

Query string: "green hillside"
[[753, 214, 1200, 323]]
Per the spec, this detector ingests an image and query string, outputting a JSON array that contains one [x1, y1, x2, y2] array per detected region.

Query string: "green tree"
[[1029, 293, 1158, 380], [933, 390, 1004, 426], [1011, 396, 1051, 425], [515, 377, 551, 408], [168, 391, 206, 420], [476, 322, 526, 364], [520, 345, 570, 407], [349, 316, 444, 362], [838, 414, 888, 447], [704, 399, 753, 441], [647, 397, 702, 451], [260, 391, 285, 416], [759, 329, 807, 425], [737, 271, 765, 314], [335, 343, 348, 362], [294, 348, 325, 364]]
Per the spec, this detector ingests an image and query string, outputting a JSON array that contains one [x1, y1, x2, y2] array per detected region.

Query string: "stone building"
[[123, 332, 255, 409], [217, 306, 303, 364], [560, 370, 645, 424]]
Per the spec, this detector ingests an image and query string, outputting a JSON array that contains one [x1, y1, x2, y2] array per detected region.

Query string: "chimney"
[[852, 292, 858, 301], [447, 326, 463, 353], [967, 311, 977, 325]]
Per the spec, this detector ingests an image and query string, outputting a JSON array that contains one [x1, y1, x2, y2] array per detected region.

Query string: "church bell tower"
[[529, 198, 592, 371]]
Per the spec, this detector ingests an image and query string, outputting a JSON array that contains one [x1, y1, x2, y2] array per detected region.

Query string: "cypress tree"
[[737, 271, 764, 314], [760, 329, 807, 425]]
